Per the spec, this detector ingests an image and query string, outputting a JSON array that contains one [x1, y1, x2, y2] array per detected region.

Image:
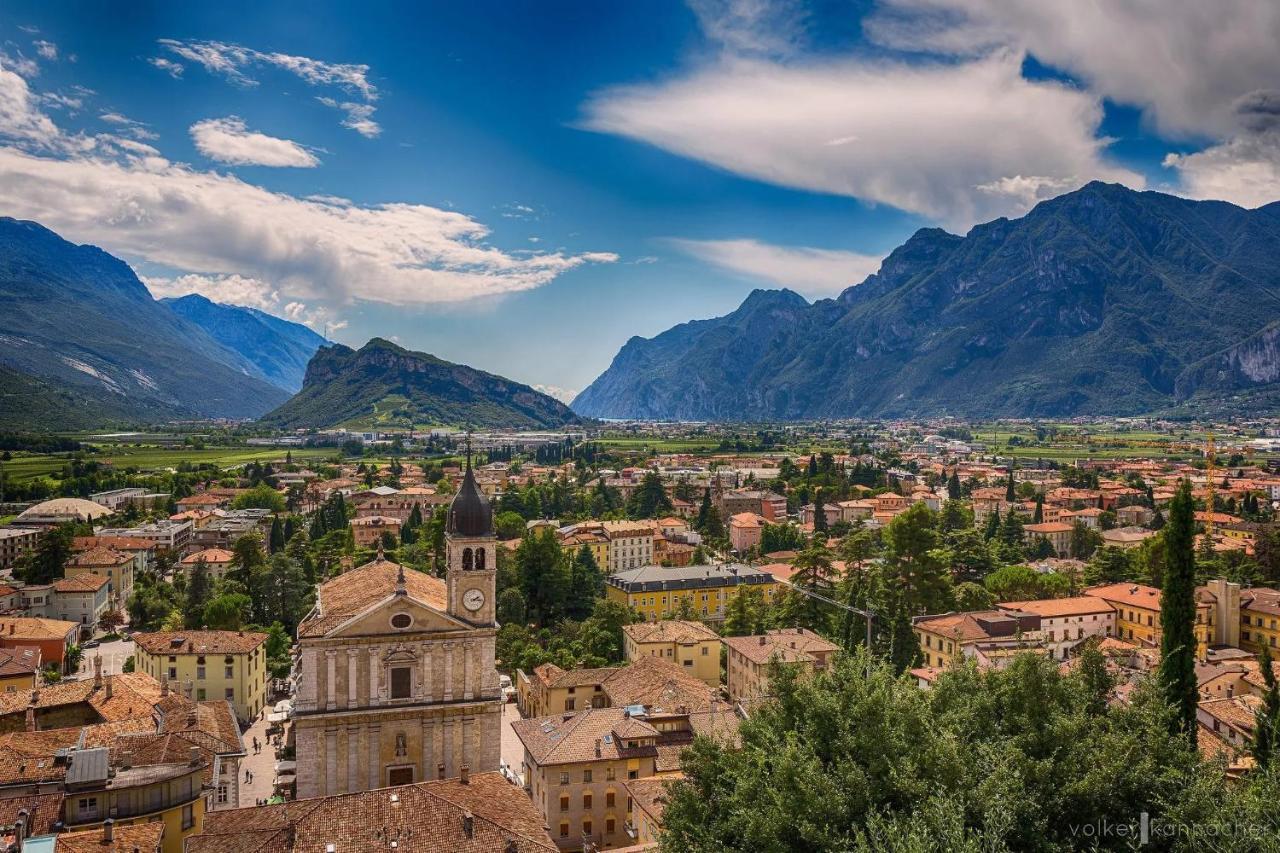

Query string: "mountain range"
[[259, 338, 577, 430], [573, 182, 1280, 420], [162, 293, 328, 393]]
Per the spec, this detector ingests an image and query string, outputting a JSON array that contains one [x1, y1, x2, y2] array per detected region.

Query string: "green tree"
[[1159, 479, 1198, 746], [628, 470, 673, 519], [812, 488, 828, 534], [268, 516, 285, 553], [722, 586, 767, 637], [567, 544, 603, 621], [954, 581, 995, 611], [946, 471, 961, 501], [497, 588, 527, 625], [232, 484, 286, 512], [494, 511, 527, 541], [1004, 469, 1016, 502], [882, 503, 952, 617], [18, 524, 74, 585], [781, 544, 836, 632], [517, 529, 572, 625], [1252, 644, 1280, 770], [203, 593, 251, 630], [183, 558, 212, 629], [1069, 520, 1102, 560]]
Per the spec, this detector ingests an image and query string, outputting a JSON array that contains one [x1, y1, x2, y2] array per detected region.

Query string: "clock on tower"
[[445, 444, 497, 626]]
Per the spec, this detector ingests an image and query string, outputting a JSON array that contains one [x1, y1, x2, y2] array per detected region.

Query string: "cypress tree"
[[1252, 643, 1280, 769], [812, 488, 828, 533], [807, 454, 818, 478], [1033, 495, 1044, 524], [947, 471, 961, 501], [983, 508, 1001, 541], [1158, 479, 1198, 745], [1005, 470, 1016, 503], [269, 516, 285, 553]]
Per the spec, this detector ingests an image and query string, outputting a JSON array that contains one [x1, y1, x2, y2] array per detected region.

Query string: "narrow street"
[[237, 711, 282, 807], [501, 699, 525, 786]]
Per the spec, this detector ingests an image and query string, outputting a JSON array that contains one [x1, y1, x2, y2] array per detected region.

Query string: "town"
[[0, 419, 1276, 850]]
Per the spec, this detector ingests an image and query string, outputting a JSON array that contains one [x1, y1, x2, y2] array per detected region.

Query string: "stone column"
[[463, 640, 475, 701], [442, 719, 456, 778], [442, 641, 454, 702], [461, 715, 473, 769], [420, 642, 433, 702], [367, 725, 381, 789], [347, 726, 360, 793], [324, 728, 338, 796], [347, 649, 360, 709], [369, 647, 380, 705], [421, 718, 435, 781], [325, 650, 337, 711]]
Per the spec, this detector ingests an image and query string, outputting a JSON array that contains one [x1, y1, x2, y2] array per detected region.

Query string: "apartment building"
[[622, 620, 721, 687], [64, 548, 135, 610], [604, 563, 778, 623], [911, 610, 1048, 670], [131, 631, 269, 723], [995, 597, 1116, 660], [723, 628, 838, 705], [0, 527, 40, 570], [600, 522, 653, 572]]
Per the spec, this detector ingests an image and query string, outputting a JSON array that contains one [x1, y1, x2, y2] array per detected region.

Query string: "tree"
[[947, 471, 961, 501], [203, 593, 251, 630], [984, 564, 1068, 602], [722, 586, 767, 637], [954, 581, 995, 611], [494, 511, 527, 541], [232, 484, 286, 512], [18, 524, 74, 585], [761, 523, 805, 555], [1084, 546, 1133, 587], [940, 529, 994, 585], [268, 516, 285, 553], [567, 545, 603, 621], [781, 544, 837, 632], [98, 608, 125, 634], [183, 558, 212, 629], [812, 489, 828, 534], [1069, 520, 1102, 560], [497, 588, 527, 625], [1159, 479, 1198, 745], [1005, 469, 1016, 502], [882, 503, 952, 617], [628, 471, 673, 519], [517, 529, 572, 625], [1252, 644, 1280, 769]]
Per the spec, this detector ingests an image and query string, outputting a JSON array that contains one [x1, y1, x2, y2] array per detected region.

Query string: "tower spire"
[[394, 561, 406, 596], [465, 430, 473, 470]]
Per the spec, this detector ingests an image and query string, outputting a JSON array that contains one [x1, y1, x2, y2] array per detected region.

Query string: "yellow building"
[[1083, 582, 1213, 659], [64, 546, 135, 610], [911, 610, 1048, 670], [1240, 586, 1280, 653], [621, 620, 721, 687], [132, 631, 269, 723], [518, 656, 714, 721], [604, 563, 778, 623], [559, 528, 610, 571], [0, 646, 41, 693], [60, 745, 206, 853], [723, 628, 838, 704]]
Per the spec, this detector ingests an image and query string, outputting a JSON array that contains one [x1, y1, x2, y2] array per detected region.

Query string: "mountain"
[[259, 338, 578, 430], [573, 183, 1280, 420], [0, 217, 289, 427], [162, 293, 328, 392]]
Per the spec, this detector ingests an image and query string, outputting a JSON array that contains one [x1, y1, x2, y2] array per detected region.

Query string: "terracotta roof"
[[66, 546, 133, 567], [186, 772, 556, 852], [1242, 587, 1280, 617], [0, 672, 175, 725], [998, 597, 1116, 617], [52, 574, 111, 593], [0, 792, 64, 837], [181, 548, 236, 565], [1083, 582, 1162, 611], [601, 656, 717, 712], [723, 628, 839, 665], [532, 663, 618, 690], [55, 823, 164, 852], [0, 616, 79, 642], [0, 728, 81, 785], [72, 536, 154, 552], [513, 708, 657, 766], [132, 630, 267, 656], [1200, 694, 1262, 735], [1024, 522, 1074, 534], [299, 555, 447, 638], [625, 776, 677, 823], [623, 620, 720, 645], [0, 646, 40, 677]]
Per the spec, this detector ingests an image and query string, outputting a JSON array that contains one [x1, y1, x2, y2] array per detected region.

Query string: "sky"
[[1, 1, 1279, 402]]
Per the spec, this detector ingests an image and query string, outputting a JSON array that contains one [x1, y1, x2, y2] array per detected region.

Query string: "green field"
[[2, 445, 336, 483]]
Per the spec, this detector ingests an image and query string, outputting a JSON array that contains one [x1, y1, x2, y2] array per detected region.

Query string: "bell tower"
[[445, 439, 497, 626]]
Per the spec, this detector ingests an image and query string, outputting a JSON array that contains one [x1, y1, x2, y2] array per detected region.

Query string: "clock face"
[[463, 588, 486, 612]]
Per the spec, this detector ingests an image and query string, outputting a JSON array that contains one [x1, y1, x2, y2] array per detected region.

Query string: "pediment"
[[324, 593, 469, 638]]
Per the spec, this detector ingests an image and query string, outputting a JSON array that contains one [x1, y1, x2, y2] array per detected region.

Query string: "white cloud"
[[688, 0, 809, 57], [583, 51, 1140, 228], [866, 0, 1280, 140], [0, 64, 61, 148], [0, 51, 39, 79], [148, 57, 184, 79], [1164, 134, 1280, 209], [99, 111, 157, 140], [158, 40, 380, 135], [0, 145, 616, 305], [145, 273, 281, 310], [33, 41, 57, 61], [670, 237, 882, 297], [315, 97, 380, 138], [190, 117, 319, 168]]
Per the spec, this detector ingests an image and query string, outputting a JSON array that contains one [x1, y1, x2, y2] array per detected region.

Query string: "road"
[[501, 700, 525, 786], [77, 636, 134, 679]]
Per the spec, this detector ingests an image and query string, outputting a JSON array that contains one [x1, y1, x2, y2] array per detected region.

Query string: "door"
[[388, 766, 414, 786]]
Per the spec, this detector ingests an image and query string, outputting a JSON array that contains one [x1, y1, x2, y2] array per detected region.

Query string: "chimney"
[[437, 762, 446, 780], [505, 840, 519, 853], [461, 810, 474, 839], [460, 764, 470, 784], [189, 746, 202, 767], [594, 738, 601, 758], [758, 635, 766, 646], [120, 750, 133, 769], [94, 654, 103, 689], [103, 818, 114, 843], [160, 674, 169, 697], [187, 709, 198, 728], [105, 678, 113, 699], [25, 703, 34, 732], [1227, 685, 1235, 698], [15, 809, 27, 846], [185, 680, 194, 699]]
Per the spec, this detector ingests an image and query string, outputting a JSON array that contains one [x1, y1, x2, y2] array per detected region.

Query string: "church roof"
[[299, 555, 447, 638], [447, 455, 493, 538]]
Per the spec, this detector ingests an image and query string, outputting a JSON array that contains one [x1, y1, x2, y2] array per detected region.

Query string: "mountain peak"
[[738, 288, 809, 311]]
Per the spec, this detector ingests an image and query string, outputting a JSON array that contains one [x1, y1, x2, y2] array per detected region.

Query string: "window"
[[583, 769, 592, 783], [225, 688, 235, 701], [217, 784, 228, 804], [605, 767, 615, 781], [628, 769, 638, 779], [584, 793, 593, 809], [197, 666, 206, 680], [388, 766, 414, 786], [168, 667, 178, 680], [559, 823, 569, 838], [225, 666, 234, 679], [391, 667, 412, 699], [560, 772, 570, 785], [701, 647, 709, 656], [606, 818, 616, 834], [391, 613, 412, 629], [583, 820, 593, 836], [197, 688, 206, 701], [182, 804, 195, 830], [560, 795, 569, 812], [565, 698, 576, 711], [606, 791, 615, 807]]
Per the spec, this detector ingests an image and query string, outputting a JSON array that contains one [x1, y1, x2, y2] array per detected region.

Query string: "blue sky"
[[0, 1, 1277, 400]]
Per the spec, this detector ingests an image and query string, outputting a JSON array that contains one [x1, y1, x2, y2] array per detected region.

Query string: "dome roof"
[[447, 460, 492, 537], [17, 498, 114, 521]]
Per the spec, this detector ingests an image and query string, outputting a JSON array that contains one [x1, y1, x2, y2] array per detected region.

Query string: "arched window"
[[475, 548, 486, 571], [462, 547, 473, 571]]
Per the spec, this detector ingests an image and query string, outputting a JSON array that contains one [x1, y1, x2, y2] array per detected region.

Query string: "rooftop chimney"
[[187, 709, 198, 728], [460, 764, 469, 784], [758, 635, 766, 646], [462, 810, 474, 839], [94, 654, 103, 689], [594, 738, 601, 758], [15, 809, 27, 846], [437, 762, 446, 780], [160, 674, 169, 697], [103, 818, 114, 843], [120, 750, 133, 769], [105, 677, 113, 700], [190, 746, 202, 767]]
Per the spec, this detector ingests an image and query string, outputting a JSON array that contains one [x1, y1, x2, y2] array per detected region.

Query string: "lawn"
[[1, 445, 336, 483]]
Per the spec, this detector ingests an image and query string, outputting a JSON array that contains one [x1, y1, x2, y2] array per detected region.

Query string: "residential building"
[[178, 549, 236, 582], [1240, 586, 1280, 653], [64, 548, 134, 610], [759, 493, 788, 523], [185, 771, 557, 853], [912, 610, 1047, 670], [0, 616, 80, 673], [1022, 522, 1074, 557], [0, 646, 41, 692], [72, 536, 156, 576], [48, 575, 111, 633], [89, 488, 168, 511], [1083, 582, 1214, 659], [623, 776, 675, 847], [293, 457, 502, 798], [604, 564, 779, 623], [350, 515, 401, 548], [559, 528, 609, 570], [95, 520, 192, 553], [995, 597, 1116, 660], [0, 527, 41, 570], [717, 489, 767, 520], [517, 656, 716, 720], [600, 522, 653, 572], [132, 631, 269, 723], [727, 512, 765, 553], [622, 620, 721, 687], [187, 514, 265, 551], [1101, 526, 1156, 550], [513, 704, 739, 851], [723, 628, 839, 705]]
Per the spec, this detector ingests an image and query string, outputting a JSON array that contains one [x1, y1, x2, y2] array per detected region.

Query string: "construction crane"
[[1205, 431, 1216, 543]]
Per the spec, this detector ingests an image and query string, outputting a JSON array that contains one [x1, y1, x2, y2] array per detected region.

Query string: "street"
[[501, 699, 525, 786], [238, 711, 281, 807], [76, 636, 134, 679]]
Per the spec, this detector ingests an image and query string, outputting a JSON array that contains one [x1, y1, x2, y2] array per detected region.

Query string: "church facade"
[[293, 459, 502, 798]]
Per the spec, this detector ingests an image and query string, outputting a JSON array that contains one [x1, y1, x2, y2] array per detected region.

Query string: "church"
[[292, 455, 503, 798]]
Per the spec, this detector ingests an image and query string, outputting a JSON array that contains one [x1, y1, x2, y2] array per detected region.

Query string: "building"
[[28, 821, 165, 852], [48, 575, 112, 633], [89, 488, 168, 511], [293, 455, 503, 798], [350, 515, 401, 548], [1101, 526, 1157, 549], [178, 549, 236, 582], [1239, 586, 1280, 653], [513, 704, 738, 851], [132, 631, 269, 723], [622, 620, 721, 687], [604, 563, 779, 623], [1083, 582, 1214, 659], [0, 646, 41, 692], [0, 616, 80, 673], [187, 515, 263, 551], [995, 597, 1116, 660], [623, 776, 675, 847], [1022, 522, 1074, 556], [911, 610, 1047, 670], [64, 548, 135, 610], [600, 522, 653, 573], [94, 520, 191, 553], [185, 771, 557, 852], [559, 529, 610, 570], [72, 536, 157, 576], [723, 628, 839, 705], [727, 512, 765, 554], [517, 656, 715, 721], [13, 499, 114, 529], [0, 527, 41, 570]]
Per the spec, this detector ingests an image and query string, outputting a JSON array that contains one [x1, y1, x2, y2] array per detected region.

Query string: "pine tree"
[[807, 454, 818, 478], [1005, 470, 1016, 503], [1159, 479, 1198, 745], [983, 508, 1001, 541], [947, 471, 961, 501], [183, 558, 211, 629], [1252, 644, 1280, 769], [268, 516, 285, 553], [812, 488, 828, 533]]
